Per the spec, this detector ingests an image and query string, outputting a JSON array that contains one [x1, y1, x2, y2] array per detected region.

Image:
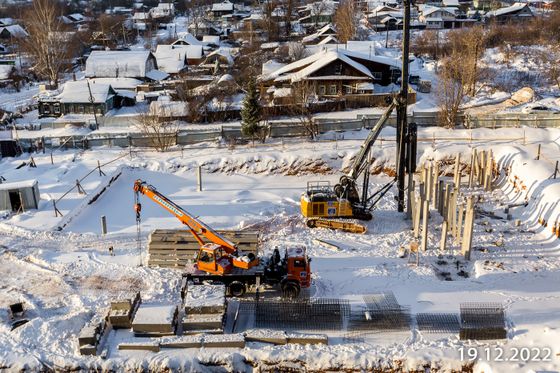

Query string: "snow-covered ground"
[[0, 127, 559, 371]]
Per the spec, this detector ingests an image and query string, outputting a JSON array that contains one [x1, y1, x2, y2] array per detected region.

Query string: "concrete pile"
[[148, 229, 259, 268]]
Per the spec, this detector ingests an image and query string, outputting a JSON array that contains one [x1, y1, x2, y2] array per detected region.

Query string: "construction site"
[[1, 13, 560, 372], [0, 118, 558, 371]]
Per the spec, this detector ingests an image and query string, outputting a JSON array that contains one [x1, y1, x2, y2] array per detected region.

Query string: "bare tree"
[[22, 0, 77, 86], [437, 53, 464, 128], [536, 47, 560, 90], [334, 0, 356, 43], [135, 109, 178, 151], [288, 81, 318, 139], [260, 0, 281, 42]]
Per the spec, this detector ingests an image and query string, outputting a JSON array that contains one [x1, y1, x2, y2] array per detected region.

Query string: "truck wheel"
[[282, 281, 300, 299], [229, 281, 246, 297], [306, 220, 316, 228]]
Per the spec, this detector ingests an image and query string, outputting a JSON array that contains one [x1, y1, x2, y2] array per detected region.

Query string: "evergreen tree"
[[241, 79, 262, 144]]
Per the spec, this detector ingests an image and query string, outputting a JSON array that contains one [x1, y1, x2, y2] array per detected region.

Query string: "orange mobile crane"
[[134, 180, 311, 297]]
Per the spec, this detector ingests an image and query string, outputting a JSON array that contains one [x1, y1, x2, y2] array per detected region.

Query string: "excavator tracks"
[[306, 218, 367, 234]]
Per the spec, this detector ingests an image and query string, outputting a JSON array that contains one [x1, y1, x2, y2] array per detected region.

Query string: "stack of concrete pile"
[[148, 229, 259, 268], [132, 304, 179, 337], [182, 283, 226, 334], [108, 292, 141, 329], [78, 314, 109, 356]]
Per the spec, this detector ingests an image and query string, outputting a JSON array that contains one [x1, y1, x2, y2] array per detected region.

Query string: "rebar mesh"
[[243, 298, 350, 330], [459, 302, 506, 340], [348, 292, 411, 332], [416, 313, 460, 333]]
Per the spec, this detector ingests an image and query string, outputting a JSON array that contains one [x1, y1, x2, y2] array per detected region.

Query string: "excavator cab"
[[300, 181, 353, 218]]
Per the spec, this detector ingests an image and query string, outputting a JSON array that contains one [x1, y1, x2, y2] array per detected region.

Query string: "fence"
[[466, 113, 560, 129], [12, 110, 560, 152]]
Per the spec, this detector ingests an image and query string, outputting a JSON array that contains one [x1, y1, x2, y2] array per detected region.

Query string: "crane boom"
[[347, 100, 397, 180], [133, 179, 238, 253]]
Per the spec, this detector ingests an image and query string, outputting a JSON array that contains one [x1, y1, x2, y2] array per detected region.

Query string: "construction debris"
[[148, 229, 259, 268], [132, 304, 179, 337], [108, 292, 141, 329]]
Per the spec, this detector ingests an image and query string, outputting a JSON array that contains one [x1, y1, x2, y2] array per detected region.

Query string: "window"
[[199, 251, 214, 263], [53, 104, 60, 114], [78, 105, 85, 114], [293, 259, 306, 269], [335, 63, 343, 75], [318, 85, 326, 95], [372, 72, 382, 80], [345, 85, 353, 94], [42, 105, 51, 114], [329, 85, 337, 95]]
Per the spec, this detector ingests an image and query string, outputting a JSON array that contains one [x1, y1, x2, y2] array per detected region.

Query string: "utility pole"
[[395, 0, 411, 212], [87, 80, 99, 131]]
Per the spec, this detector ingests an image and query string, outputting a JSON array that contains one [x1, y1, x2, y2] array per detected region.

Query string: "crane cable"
[[134, 191, 142, 263]]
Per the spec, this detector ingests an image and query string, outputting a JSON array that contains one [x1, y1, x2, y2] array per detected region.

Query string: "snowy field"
[[0, 127, 559, 371]]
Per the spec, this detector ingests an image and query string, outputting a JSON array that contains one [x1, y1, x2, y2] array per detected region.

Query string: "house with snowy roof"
[[188, 21, 222, 38], [172, 32, 206, 47], [38, 80, 136, 119], [0, 18, 14, 27], [0, 24, 28, 40], [85, 50, 166, 81], [302, 24, 337, 44], [298, 0, 338, 28], [154, 44, 204, 74], [260, 48, 403, 106], [419, 6, 460, 28], [211, 0, 235, 18], [150, 2, 175, 19], [484, 3, 533, 23]]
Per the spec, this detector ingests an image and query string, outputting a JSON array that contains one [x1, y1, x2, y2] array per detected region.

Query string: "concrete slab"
[[203, 333, 245, 348], [118, 342, 160, 352], [184, 283, 226, 314], [132, 304, 178, 334], [244, 329, 287, 345], [183, 313, 223, 331], [159, 335, 203, 349]]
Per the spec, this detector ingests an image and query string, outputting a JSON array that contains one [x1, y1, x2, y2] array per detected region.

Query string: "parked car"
[[521, 105, 560, 114]]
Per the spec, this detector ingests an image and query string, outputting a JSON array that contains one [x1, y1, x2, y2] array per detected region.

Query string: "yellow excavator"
[[301, 101, 405, 233]]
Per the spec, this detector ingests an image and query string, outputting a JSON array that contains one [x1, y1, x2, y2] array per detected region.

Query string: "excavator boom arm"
[[133, 180, 238, 252], [347, 100, 397, 180]]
